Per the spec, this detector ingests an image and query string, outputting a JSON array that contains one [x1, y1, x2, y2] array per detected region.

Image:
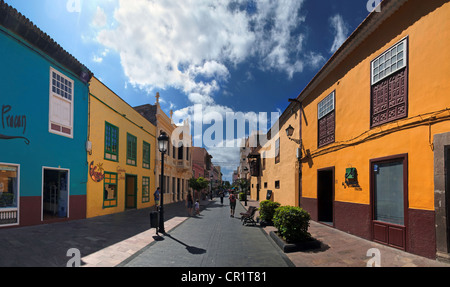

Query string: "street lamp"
[[285, 125, 302, 147], [158, 131, 169, 234], [286, 125, 295, 137]]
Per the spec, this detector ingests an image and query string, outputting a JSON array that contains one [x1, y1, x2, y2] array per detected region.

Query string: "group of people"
[[153, 187, 200, 216], [153, 187, 238, 217]]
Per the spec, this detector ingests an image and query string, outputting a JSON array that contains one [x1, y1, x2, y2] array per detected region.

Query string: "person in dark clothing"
[[229, 193, 236, 217], [220, 190, 224, 205], [186, 190, 194, 216]]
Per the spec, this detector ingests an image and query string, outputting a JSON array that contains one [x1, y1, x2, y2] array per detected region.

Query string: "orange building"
[[251, 0, 450, 260]]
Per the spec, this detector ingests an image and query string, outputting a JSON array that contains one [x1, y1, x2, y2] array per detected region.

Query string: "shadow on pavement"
[[0, 199, 212, 267], [165, 234, 207, 255]]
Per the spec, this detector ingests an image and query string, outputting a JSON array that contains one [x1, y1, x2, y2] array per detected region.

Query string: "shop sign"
[[1, 105, 30, 145], [89, 161, 105, 182]]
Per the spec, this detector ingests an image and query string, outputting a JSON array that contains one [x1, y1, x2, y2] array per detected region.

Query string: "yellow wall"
[[300, 0, 450, 211], [250, 1, 450, 213], [87, 78, 157, 218], [250, 109, 301, 207]]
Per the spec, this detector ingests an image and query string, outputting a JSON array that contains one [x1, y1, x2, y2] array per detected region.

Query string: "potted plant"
[[259, 200, 281, 226], [270, 206, 321, 253]]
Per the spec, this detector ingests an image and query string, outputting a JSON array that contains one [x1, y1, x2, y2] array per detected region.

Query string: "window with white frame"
[[49, 67, 74, 138], [318, 91, 335, 120], [370, 37, 408, 128], [371, 38, 407, 85], [0, 164, 19, 226]]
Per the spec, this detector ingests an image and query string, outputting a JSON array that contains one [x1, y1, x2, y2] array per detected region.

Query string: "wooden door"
[[371, 155, 408, 250], [125, 175, 137, 209]]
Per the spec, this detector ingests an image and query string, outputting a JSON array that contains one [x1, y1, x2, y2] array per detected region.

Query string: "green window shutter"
[[105, 122, 119, 161], [143, 141, 151, 169], [127, 133, 137, 166]]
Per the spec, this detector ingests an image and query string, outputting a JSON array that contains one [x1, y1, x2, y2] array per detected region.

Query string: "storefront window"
[[374, 161, 404, 225], [0, 164, 18, 208], [103, 172, 118, 208]]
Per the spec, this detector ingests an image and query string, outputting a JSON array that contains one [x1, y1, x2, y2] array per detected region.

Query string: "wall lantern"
[[285, 125, 302, 160], [285, 125, 301, 145], [286, 125, 295, 138]]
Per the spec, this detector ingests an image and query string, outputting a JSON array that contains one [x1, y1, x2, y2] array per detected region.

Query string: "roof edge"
[[0, 0, 93, 83]]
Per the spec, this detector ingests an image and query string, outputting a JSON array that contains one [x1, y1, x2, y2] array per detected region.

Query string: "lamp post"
[[157, 131, 169, 234]]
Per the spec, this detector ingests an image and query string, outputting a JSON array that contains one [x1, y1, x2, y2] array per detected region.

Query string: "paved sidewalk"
[[120, 197, 293, 267], [242, 199, 450, 267], [1, 195, 450, 267], [0, 198, 211, 267]]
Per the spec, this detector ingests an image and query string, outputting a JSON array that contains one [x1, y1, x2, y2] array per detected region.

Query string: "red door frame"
[[370, 154, 409, 251]]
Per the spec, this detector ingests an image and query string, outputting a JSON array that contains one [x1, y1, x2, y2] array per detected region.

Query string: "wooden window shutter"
[[371, 68, 407, 127], [318, 110, 335, 148]]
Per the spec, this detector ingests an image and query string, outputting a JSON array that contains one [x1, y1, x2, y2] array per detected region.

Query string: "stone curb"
[[269, 231, 322, 253]]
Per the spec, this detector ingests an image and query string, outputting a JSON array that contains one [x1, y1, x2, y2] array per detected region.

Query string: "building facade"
[[249, 111, 301, 206], [0, 2, 93, 228], [86, 78, 157, 218], [192, 162, 205, 180], [191, 147, 213, 180], [134, 94, 192, 204], [250, 0, 450, 260]]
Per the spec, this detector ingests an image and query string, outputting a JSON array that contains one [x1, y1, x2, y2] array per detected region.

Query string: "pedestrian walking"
[[194, 200, 200, 215], [229, 192, 236, 217], [154, 187, 160, 211], [186, 190, 194, 216], [220, 191, 224, 205]]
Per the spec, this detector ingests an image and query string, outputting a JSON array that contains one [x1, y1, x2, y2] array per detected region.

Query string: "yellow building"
[[249, 110, 302, 207], [87, 78, 157, 218], [251, 0, 450, 260], [134, 93, 192, 204]]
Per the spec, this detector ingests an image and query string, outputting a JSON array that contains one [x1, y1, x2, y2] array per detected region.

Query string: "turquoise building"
[[0, 2, 93, 227]]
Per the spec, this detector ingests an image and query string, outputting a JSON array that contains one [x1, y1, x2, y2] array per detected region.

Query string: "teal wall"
[[0, 26, 89, 197]]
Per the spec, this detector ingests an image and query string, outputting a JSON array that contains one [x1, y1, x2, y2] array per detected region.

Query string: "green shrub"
[[259, 200, 281, 223], [238, 192, 246, 201], [273, 206, 311, 243]]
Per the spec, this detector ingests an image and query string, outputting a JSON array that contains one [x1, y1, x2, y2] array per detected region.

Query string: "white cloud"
[[206, 137, 245, 181], [92, 55, 103, 63], [329, 14, 349, 53], [188, 93, 214, 105], [95, 1, 318, 179], [92, 6, 108, 27], [96, 0, 314, 98], [306, 51, 326, 69], [250, 0, 307, 78]]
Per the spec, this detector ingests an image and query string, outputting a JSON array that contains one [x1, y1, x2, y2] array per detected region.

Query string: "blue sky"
[[5, 0, 372, 181]]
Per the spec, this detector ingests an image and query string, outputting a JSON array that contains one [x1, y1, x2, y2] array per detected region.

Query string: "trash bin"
[[150, 211, 159, 229]]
